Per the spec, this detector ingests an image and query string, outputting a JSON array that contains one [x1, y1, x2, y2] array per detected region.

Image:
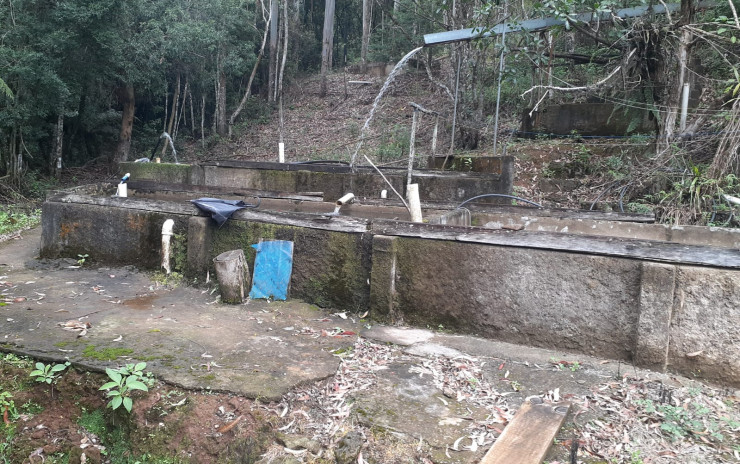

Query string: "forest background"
[[1, 0, 740, 227]]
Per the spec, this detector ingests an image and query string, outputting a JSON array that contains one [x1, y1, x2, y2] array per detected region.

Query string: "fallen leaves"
[[57, 320, 91, 337]]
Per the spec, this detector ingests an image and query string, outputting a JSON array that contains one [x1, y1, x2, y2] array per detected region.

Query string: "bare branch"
[[729, 0, 740, 29], [521, 49, 635, 115]]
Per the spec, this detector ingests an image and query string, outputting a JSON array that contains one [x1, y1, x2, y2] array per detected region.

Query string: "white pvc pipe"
[[161, 219, 175, 274], [680, 83, 689, 132], [278, 142, 285, 163], [407, 184, 422, 223], [380, 189, 388, 199], [336, 192, 355, 206], [116, 184, 128, 197]]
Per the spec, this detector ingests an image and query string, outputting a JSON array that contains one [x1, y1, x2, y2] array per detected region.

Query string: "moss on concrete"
[[82, 345, 134, 361], [120, 162, 191, 184]]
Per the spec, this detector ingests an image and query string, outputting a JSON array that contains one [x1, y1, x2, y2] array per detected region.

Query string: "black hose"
[[292, 160, 350, 165], [456, 194, 543, 209]]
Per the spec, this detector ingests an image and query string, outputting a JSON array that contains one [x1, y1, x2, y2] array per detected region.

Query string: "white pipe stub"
[[162, 219, 175, 274], [336, 193, 355, 206]]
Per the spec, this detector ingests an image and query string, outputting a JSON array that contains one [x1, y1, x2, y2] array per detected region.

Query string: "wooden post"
[[213, 249, 251, 304]]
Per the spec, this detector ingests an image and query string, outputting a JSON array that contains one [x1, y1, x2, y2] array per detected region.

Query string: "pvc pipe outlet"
[[161, 219, 175, 274], [336, 193, 355, 206], [407, 184, 423, 223], [116, 183, 128, 197], [278, 142, 285, 163], [381, 189, 388, 199]]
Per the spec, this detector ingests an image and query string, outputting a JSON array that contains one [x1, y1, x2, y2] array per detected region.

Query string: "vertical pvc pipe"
[[278, 142, 285, 163], [407, 108, 418, 186], [680, 83, 689, 132], [407, 183, 423, 223], [161, 219, 175, 274]]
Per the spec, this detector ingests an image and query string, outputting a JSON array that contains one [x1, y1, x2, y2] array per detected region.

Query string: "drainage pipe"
[[162, 219, 175, 274], [336, 193, 355, 206]]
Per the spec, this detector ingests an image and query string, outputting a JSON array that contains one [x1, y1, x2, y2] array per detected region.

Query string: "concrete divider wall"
[[120, 159, 515, 204]]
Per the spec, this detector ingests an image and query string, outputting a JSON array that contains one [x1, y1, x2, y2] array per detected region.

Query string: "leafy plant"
[[0, 392, 16, 424], [77, 254, 89, 266], [99, 363, 151, 413], [29, 361, 70, 397]]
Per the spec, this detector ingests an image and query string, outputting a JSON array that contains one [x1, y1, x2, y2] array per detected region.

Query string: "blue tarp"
[[190, 198, 258, 227], [249, 241, 294, 300]]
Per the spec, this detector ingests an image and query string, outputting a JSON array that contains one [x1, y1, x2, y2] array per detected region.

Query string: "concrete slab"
[[0, 229, 362, 401]]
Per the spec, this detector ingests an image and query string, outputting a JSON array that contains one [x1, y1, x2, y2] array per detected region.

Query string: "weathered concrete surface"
[[667, 266, 740, 385], [521, 103, 655, 136], [3, 229, 360, 401], [476, 211, 740, 249], [387, 237, 643, 360], [634, 263, 676, 371], [119, 159, 515, 204]]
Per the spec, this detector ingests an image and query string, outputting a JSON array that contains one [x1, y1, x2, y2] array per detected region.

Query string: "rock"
[[43, 444, 61, 455], [334, 431, 364, 464], [67, 447, 102, 464], [276, 433, 322, 454], [30, 429, 46, 439]]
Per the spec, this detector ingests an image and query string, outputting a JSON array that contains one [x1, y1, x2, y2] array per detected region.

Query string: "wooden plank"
[[480, 400, 570, 464], [348, 80, 373, 84]]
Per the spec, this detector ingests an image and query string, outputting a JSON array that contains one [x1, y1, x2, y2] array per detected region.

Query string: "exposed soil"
[[1, 358, 275, 463]]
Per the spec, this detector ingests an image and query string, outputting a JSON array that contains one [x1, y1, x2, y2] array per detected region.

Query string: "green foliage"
[[634, 398, 737, 443], [99, 363, 151, 413], [77, 254, 89, 266], [376, 125, 410, 162], [0, 208, 41, 236], [652, 166, 740, 226], [29, 361, 70, 385]]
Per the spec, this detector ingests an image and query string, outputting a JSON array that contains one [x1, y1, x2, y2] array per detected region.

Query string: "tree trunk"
[[279, 0, 289, 143], [162, 74, 180, 157], [361, 0, 370, 72], [268, 0, 279, 103], [216, 67, 228, 136], [319, 0, 335, 97], [229, 0, 271, 138], [51, 108, 64, 178], [114, 83, 135, 164], [657, 0, 695, 154]]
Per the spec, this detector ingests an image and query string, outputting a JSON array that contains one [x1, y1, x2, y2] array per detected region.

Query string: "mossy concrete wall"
[[119, 160, 514, 203], [368, 233, 740, 386], [40, 198, 191, 268], [41, 191, 740, 386]]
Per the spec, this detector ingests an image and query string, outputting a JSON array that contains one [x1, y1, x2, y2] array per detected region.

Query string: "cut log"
[[480, 399, 570, 464], [213, 249, 251, 304], [348, 80, 373, 85]]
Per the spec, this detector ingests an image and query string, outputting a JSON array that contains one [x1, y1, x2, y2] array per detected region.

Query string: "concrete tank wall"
[[40, 192, 740, 387]]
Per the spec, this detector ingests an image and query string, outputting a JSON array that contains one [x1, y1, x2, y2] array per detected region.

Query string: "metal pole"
[[492, 0, 508, 157]]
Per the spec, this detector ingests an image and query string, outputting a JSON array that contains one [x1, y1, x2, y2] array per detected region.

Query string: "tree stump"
[[213, 249, 251, 304]]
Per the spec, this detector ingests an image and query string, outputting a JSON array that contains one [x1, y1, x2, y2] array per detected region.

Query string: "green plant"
[[0, 392, 16, 422], [99, 362, 151, 413], [29, 361, 70, 396], [77, 254, 89, 266]]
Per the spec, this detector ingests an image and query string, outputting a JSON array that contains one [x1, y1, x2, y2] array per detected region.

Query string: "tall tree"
[[320, 0, 335, 97]]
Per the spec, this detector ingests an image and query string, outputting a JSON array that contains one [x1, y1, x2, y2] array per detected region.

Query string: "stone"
[[334, 431, 364, 464]]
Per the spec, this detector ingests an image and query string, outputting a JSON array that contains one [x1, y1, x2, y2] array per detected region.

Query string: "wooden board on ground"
[[480, 400, 570, 464]]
